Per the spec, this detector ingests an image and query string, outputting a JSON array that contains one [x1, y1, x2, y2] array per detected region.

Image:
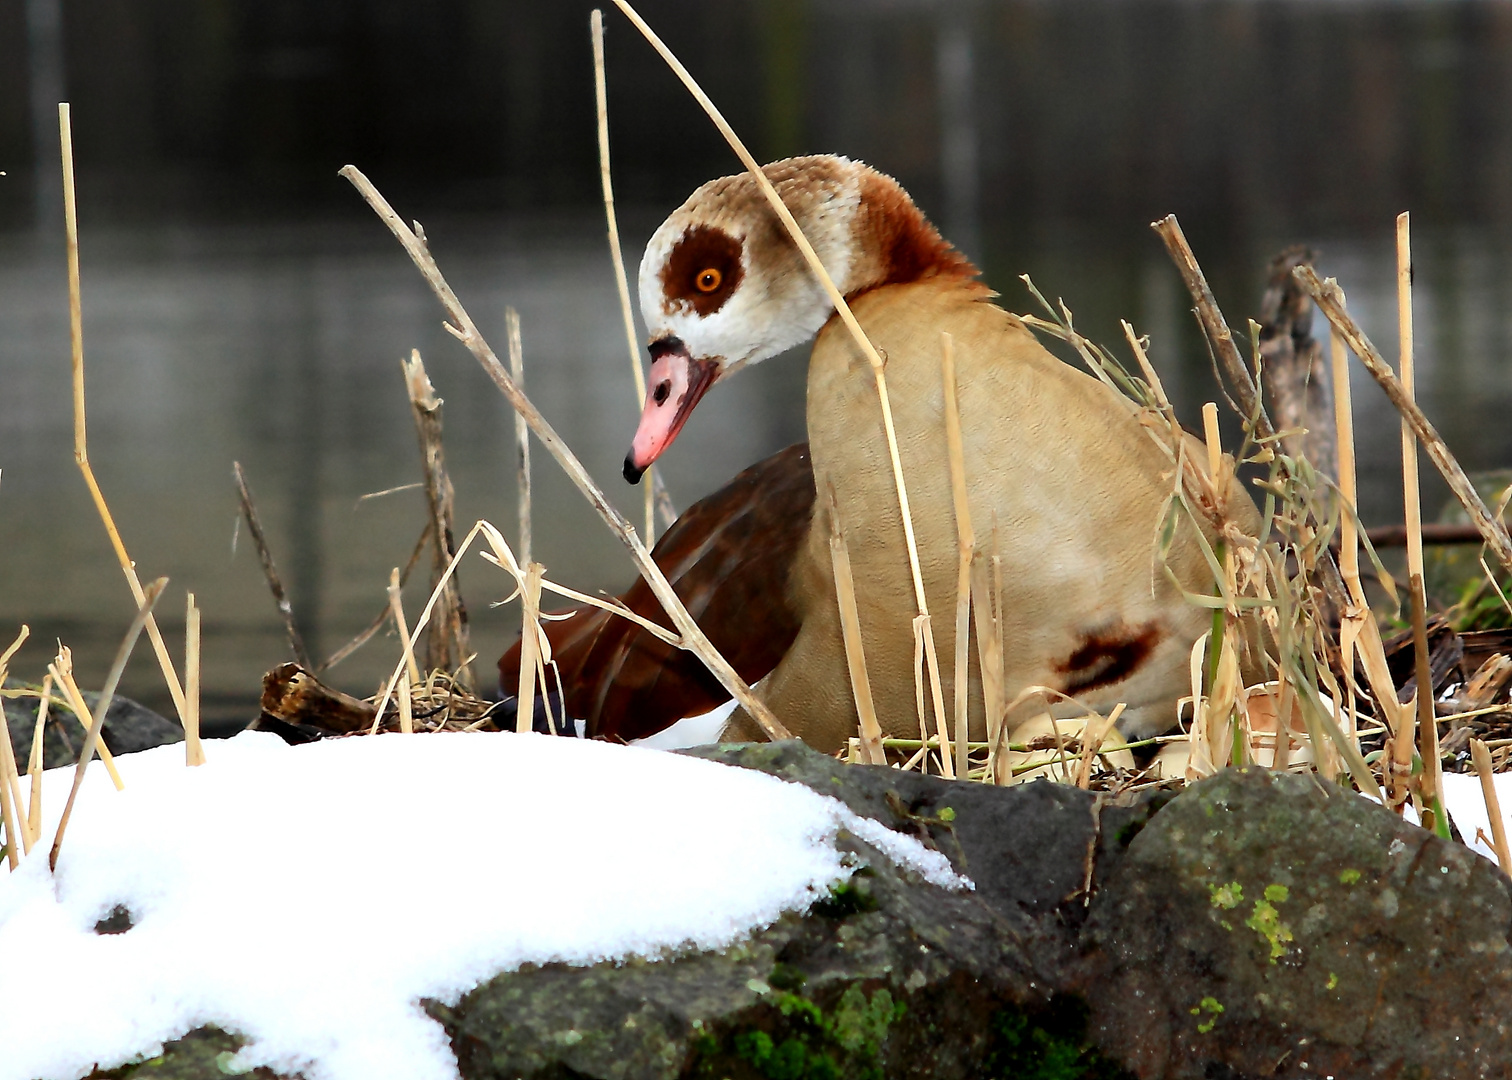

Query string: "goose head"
[[624, 154, 975, 483]]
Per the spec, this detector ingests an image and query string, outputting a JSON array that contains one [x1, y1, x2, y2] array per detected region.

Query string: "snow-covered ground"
[[0, 732, 965, 1080]]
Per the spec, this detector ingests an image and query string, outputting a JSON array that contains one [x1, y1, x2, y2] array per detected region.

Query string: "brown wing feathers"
[[496, 443, 816, 741]]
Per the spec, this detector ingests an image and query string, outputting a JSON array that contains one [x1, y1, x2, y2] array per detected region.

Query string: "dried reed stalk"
[[0, 655, 28, 861], [941, 333, 974, 779], [1331, 329, 1362, 748], [387, 567, 422, 689], [50, 578, 167, 871], [49, 654, 123, 791], [397, 670, 414, 734], [320, 523, 430, 672], [1150, 215, 1275, 441], [1075, 703, 1125, 790], [184, 593, 204, 766], [607, 0, 945, 745], [1395, 215, 1442, 830], [403, 349, 471, 680], [506, 309, 531, 567], [28, 673, 51, 842], [59, 104, 188, 725], [1472, 738, 1512, 875], [516, 562, 546, 735], [1295, 265, 1512, 576], [0, 739, 19, 867], [338, 167, 789, 741], [592, 9, 659, 544], [972, 520, 1009, 783], [826, 484, 884, 766], [234, 461, 313, 671]]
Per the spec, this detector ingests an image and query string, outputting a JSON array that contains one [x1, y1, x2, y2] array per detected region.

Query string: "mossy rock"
[[1080, 766, 1512, 1078]]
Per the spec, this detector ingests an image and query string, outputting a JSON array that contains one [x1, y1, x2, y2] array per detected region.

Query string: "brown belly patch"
[[1056, 620, 1165, 695]]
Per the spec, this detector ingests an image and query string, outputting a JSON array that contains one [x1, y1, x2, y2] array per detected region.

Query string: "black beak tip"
[[623, 455, 645, 485]]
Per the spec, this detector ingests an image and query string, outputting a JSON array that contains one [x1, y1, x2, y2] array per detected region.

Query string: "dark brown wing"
[[497, 443, 816, 741]]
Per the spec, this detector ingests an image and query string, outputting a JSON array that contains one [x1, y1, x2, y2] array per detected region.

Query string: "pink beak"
[[623, 339, 719, 483]]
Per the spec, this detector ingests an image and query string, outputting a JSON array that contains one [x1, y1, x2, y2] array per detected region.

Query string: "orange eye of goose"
[[695, 268, 723, 293]]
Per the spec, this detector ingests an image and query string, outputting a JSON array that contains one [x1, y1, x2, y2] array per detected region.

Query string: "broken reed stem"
[[49, 656, 123, 790], [1472, 738, 1512, 876], [1075, 703, 1126, 791], [387, 567, 422, 689], [941, 332, 974, 780], [918, 614, 954, 779], [1295, 264, 1512, 577], [826, 484, 884, 766], [338, 165, 789, 741], [1397, 214, 1442, 829], [234, 461, 313, 671], [28, 673, 51, 842], [516, 563, 546, 734], [506, 309, 531, 568], [0, 648, 28, 861], [1150, 214, 1275, 441], [320, 523, 430, 672], [184, 593, 204, 766], [1331, 328, 1362, 742], [608, 0, 947, 714], [0, 728, 19, 866], [397, 670, 413, 734], [59, 103, 188, 726], [591, 9, 659, 546], [403, 349, 471, 681], [50, 578, 167, 871]]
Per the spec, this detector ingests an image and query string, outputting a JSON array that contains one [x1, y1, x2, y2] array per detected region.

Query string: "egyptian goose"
[[502, 155, 1258, 751]]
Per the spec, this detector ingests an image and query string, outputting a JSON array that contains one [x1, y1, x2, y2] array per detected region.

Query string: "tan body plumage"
[[504, 155, 1258, 751]]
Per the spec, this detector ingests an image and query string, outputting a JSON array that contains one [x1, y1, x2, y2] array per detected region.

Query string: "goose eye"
[[695, 268, 723, 293]]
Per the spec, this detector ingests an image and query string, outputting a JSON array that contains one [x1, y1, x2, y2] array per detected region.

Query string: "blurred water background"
[[2, 0, 1512, 730]]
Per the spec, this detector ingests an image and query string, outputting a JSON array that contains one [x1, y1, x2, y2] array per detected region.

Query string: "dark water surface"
[[2, 210, 1510, 728]]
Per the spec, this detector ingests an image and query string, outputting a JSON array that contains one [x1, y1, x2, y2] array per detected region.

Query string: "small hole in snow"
[[94, 904, 135, 935]]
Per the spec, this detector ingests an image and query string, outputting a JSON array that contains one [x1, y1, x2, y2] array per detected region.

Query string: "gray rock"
[[4, 679, 181, 771]]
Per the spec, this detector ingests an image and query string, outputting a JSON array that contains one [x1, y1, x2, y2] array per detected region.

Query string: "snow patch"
[[0, 731, 966, 1080]]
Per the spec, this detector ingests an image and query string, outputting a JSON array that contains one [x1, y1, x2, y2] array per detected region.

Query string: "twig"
[[592, 9, 659, 545], [338, 165, 789, 741], [606, 0, 943, 744], [403, 349, 471, 680], [1150, 214, 1275, 441], [826, 484, 884, 766], [184, 593, 204, 766], [59, 103, 188, 725], [233, 461, 313, 670], [506, 309, 531, 568], [941, 332, 974, 780], [320, 523, 430, 672], [1471, 738, 1512, 876], [1295, 264, 1512, 577], [50, 578, 167, 871]]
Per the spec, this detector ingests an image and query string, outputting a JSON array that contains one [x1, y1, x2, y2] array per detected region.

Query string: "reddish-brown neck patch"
[[848, 170, 977, 300], [661, 225, 744, 317]]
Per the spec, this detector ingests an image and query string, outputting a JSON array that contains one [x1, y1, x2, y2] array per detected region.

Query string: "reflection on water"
[[1, 212, 1509, 729]]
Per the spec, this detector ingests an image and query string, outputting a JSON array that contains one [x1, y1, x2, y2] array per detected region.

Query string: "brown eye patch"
[[661, 225, 742, 317]]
